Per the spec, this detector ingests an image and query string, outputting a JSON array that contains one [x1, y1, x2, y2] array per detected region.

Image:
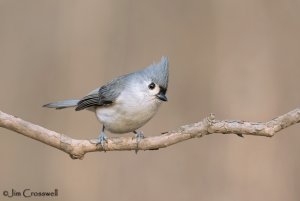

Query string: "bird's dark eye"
[[148, 82, 156, 90]]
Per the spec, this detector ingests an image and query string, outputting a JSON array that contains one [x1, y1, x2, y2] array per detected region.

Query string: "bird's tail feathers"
[[43, 99, 79, 110]]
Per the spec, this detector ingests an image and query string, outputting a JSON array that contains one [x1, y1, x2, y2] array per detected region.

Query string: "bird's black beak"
[[156, 91, 168, 102]]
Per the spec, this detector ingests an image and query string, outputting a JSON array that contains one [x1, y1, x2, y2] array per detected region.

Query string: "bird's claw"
[[133, 131, 144, 154], [97, 132, 108, 148], [135, 131, 144, 143]]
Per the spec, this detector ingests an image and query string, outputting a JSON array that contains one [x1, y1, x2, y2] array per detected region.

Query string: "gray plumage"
[[139, 56, 169, 90], [43, 56, 169, 141], [44, 56, 169, 112], [75, 76, 128, 111], [43, 99, 79, 109]]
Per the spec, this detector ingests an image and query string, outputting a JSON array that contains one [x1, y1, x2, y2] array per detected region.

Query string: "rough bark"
[[0, 109, 299, 159]]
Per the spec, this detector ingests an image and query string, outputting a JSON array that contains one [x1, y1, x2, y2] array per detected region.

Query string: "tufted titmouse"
[[43, 56, 169, 146]]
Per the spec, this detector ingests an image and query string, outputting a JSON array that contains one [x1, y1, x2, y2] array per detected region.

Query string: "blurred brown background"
[[1, 0, 300, 201]]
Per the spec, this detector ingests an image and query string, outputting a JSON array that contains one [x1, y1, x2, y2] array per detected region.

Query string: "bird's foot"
[[97, 131, 108, 148], [134, 130, 144, 143], [133, 130, 144, 154]]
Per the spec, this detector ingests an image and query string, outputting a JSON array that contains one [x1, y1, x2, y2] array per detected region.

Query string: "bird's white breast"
[[95, 89, 162, 134]]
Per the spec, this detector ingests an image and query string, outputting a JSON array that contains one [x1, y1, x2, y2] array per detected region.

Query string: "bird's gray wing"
[[75, 77, 126, 111], [75, 93, 100, 111]]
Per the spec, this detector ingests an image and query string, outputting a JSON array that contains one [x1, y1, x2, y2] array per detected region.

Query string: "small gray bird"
[[43, 56, 169, 146]]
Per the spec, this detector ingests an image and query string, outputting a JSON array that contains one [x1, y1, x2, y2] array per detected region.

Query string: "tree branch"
[[0, 109, 299, 159]]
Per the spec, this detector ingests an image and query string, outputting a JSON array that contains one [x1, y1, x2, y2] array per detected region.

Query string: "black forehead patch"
[[159, 86, 167, 94]]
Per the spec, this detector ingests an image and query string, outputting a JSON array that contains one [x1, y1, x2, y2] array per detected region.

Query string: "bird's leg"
[[133, 130, 144, 154], [133, 130, 144, 142], [97, 125, 108, 148]]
